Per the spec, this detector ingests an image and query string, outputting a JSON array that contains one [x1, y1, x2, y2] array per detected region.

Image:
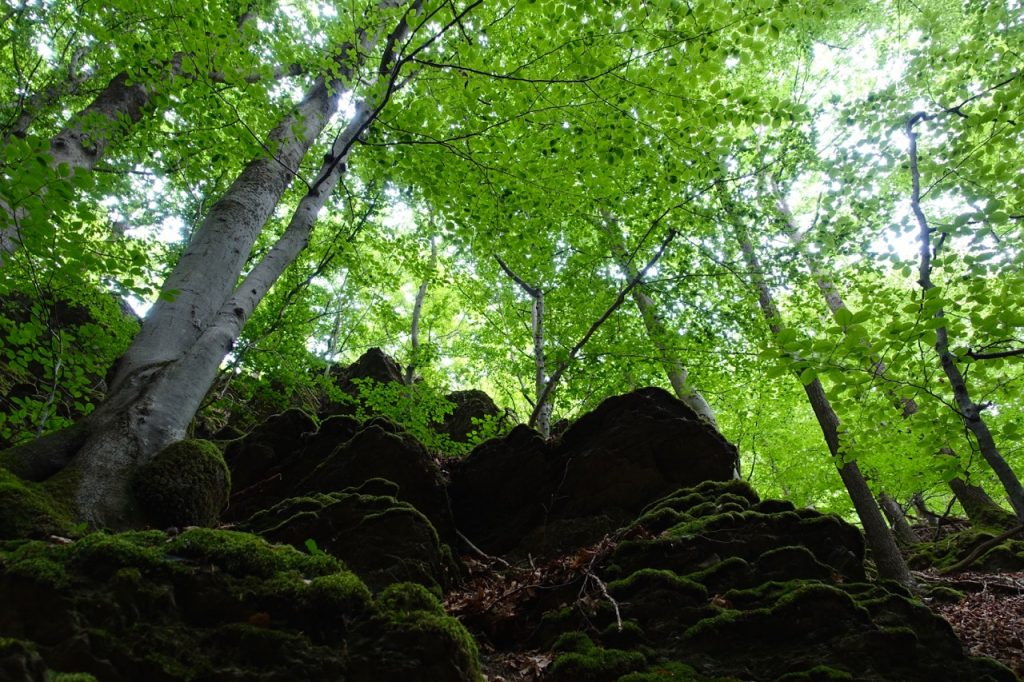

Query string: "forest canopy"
[[0, 0, 1021, 535]]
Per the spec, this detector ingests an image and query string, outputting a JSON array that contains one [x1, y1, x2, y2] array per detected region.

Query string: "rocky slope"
[[0, 362, 1018, 681]]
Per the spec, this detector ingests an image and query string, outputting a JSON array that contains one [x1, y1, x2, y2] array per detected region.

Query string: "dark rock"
[[222, 410, 355, 523], [450, 388, 739, 556], [294, 420, 458, 546], [242, 482, 456, 594], [437, 390, 500, 443], [0, 529, 480, 682], [324, 347, 405, 408]]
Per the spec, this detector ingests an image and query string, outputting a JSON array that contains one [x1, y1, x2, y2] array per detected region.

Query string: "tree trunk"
[[878, 491, 916, 546], [599, 213, 719, 428], [722, 181, 913, 586], [494, 254, 551, 437], [948, 476, 1018, 529], [906, 113, 1024, 521], [8, 1, 423, 528], [405, 239, 436, 384]]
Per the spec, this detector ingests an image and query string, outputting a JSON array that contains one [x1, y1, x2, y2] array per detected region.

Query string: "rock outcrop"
[[450, 387, 740, 556]]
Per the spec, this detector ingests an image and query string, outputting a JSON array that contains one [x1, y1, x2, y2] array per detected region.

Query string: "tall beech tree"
[[2, 0, 1020, 547]]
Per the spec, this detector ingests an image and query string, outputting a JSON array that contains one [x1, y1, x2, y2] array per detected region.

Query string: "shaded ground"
[[918, 569, 1024, 679]]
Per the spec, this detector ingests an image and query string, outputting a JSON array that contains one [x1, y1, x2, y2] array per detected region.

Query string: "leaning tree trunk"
[[721, 181, 913, 587], [0, 8, 275, 260], [5, 0, 423, 529], [599, 213, 719, 428], [906, 113, 1024, 521]]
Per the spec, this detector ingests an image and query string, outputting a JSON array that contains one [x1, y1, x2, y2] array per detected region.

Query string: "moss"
[[305, 572, 373, 614], [549, 632, 647, 681], [51, 675, 99, 682], [167, 527, 341, 578], [373, 582, 483, 681], [618, 662, 704, 681], [775, 665, 854, 680], [683, 583, 868, 649], [0, 467, 71, 539], [132, 439, 231, 528], [378, 581, 445, 617], [0, 539, 69, 587], [608, 568, 707, 601], [921, 585, 965, 603]]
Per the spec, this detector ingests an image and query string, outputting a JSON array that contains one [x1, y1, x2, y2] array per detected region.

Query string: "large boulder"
[[450, 387, 739, 556], [0, 529, 480, 682], [222, 409, 358, 522], [332, 347, 405, 392]]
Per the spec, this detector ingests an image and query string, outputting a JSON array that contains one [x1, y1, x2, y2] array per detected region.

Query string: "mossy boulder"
[[436, 390, 501, 443], [0, 528, 481, 681], [132, 439, 230, 528], [450, 388, 740, 557], [0, 467, 71, 540], [538, 481, 1014, 682], [241, 481, 457, 594], [295, 419, 458, 545]]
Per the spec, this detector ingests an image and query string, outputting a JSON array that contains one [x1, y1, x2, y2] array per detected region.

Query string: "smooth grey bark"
[[947, 475, 1017, 528], [494, 254, 552, 437], [722, 182, 913, 586], [599, 213, 719, 428], [878, 491, 917, 545], [906, 112, 1024, 521], [0, 9, 306, 260], [405, 238, 437, 385], [13, 0, 424, 528]]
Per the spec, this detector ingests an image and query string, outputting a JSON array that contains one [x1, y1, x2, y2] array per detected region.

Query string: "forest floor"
[[445, 543, 1024, 681], [921, 569, 1024, 678]]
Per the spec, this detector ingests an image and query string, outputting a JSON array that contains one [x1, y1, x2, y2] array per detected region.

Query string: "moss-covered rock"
[[536, 481, 1014, 682], [0, 528, 481, 681], [0, 467, 71, 540], [242, 481, 457, 594], [908, 526, 1024, 573], [132, 439, 230, 528]]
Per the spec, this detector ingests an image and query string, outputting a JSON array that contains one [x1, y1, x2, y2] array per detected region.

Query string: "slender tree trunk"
[[947, 472, 1018, 528], [5, 0, 425, 528], [494, 254, 551, 437], [405, 239, 436, 384], [906, 113, 1024, 521], [721, 182, 913, 586], [878, 491, 916, 545], [599, 213, 719, 428]]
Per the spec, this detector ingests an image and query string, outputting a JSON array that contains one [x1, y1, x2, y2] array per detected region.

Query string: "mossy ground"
[[0, 527, 481, 681]]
